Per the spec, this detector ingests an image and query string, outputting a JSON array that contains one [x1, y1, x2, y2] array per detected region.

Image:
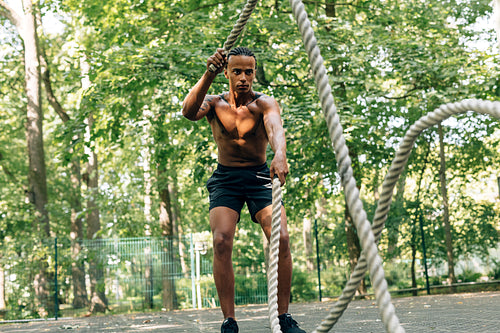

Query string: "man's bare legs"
[[210, 205, 293, 316], [210, 207, 239, 319], [255, 205, 292, 315]]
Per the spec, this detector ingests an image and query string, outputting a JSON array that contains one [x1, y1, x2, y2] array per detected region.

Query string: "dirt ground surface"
[[1, 291, 499, 332]]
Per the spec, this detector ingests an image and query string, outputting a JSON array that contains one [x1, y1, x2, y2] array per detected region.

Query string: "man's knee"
[[213, 232, 233, 258]]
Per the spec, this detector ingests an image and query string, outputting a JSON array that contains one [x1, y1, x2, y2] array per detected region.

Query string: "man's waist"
[[216, 162, 268, 172]]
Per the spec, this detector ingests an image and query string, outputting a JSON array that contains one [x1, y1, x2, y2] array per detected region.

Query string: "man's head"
[[224, 47, 257, 94], [226, 47, 257, 68]]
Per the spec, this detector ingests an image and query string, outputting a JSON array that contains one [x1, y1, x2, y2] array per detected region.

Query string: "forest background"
[[0, 0, 499, 320]]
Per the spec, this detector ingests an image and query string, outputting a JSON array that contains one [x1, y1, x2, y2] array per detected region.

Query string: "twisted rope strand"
[[315, 99, 500, 332], [373, 100, 500, 242], [205, 1, 500, 332], [288, 0, 404, 332], [208, 0, 258, 72], [269, 177, 283, 333], [223, 0, 259, 51]]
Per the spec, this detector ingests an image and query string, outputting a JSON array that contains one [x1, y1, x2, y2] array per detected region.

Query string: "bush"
[[457, 269, 482, 283], [291, 270, 318, 302], [430, 275, 443, 286], [321, 267, 348, 297], [488, 259, 500, 280], [234, 274, 268, 305], [384, 262, 411, 288]]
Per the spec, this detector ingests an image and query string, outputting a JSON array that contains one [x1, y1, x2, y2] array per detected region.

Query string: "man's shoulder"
[[252, 92, 279, 110], [204, 94, 224, 121], [205, 93, 224, 102], [251, 92, 276, 105], [253, 91, 270, 100]]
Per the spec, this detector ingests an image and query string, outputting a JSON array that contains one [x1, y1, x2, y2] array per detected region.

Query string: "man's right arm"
[[182, 71, 217, 121], [182, 48, 226, 121]]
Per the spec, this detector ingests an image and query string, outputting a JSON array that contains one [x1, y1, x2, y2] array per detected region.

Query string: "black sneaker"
[[278, 313, 306, 333], [221, 317, 239, 333]]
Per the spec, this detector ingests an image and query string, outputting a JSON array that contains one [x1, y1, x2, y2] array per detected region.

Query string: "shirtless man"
[[182, 47, 306, 333]]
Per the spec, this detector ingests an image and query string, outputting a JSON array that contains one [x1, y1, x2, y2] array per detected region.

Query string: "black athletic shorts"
[[206, 163, 279, 223]]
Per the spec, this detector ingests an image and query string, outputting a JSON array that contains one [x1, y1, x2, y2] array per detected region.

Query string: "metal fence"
[[0, 235, 268, 322], [1, 236, 498, 322]]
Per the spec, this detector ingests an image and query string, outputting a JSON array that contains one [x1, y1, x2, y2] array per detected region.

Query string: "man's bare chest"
[[211, 105, 263, 140]]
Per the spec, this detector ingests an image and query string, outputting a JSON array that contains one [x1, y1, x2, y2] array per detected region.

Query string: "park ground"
[[1, 291, 499, 332]]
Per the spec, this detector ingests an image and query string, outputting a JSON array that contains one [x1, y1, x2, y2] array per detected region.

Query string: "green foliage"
[[0, 0, 499, 317], [321, 267, 349, 297], [291, 270, 318, 302], [384, 261, 411, 288], [234, 274, 268, 305], [457, 269, 482, 283], [489, 259, 500, 280]]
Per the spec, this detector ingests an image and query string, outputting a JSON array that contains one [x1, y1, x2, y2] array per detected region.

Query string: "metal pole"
[[190, 234, 196, 309], [497, 176, 500, 199], [196, 248, 202, 309], [54, 237, 59, 320], [418, 213, 431, 295], [314, 219, 322, 302]]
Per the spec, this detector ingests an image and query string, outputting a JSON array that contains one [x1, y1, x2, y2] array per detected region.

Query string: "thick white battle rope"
[[207, 1, 500, 333], [288, 0, 404, 332], [208, 0, 258, 72], [268, 177, 283, 333], [313, 99, 500, 333]]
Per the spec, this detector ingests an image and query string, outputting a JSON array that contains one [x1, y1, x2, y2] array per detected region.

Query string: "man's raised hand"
[[208, 48, 226, 73]]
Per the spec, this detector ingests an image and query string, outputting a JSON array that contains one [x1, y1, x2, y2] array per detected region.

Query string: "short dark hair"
[[227, 47, 257, 67]]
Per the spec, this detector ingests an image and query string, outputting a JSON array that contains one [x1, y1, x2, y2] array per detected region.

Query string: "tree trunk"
[[169, 174, 189, 276], [85, 130, 107, 314], [314, 196, 328, 268], [85, 128, 107, 314], [0, 265, 5, 310], [81, 56, 107, 314], [39, 41, 88, 309], [142, 121, 154, 309], [158, 167, 177, 311], [325, 0, 336, 18], [410, 236, 417, 296], [344, 149, 366, 295], [387, 172, 407, 257], [344, 202, 367, 295], [1, 0, 52, 316], [438, 124, 456, 285], [303, 215, 314, 271], [21, 0, 50, 237], [69, 158, 88, 309]]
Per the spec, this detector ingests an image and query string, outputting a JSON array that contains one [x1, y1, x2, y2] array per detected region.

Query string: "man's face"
[[224, 55, 256, 94]]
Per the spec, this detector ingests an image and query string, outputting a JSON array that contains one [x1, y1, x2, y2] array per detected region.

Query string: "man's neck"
[[228, 90, 254, 107]]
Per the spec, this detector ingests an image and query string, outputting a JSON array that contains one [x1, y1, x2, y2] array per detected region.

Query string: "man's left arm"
[[262, 97, 288, 185]]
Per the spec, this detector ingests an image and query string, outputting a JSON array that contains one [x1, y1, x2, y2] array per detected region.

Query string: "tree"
[[81, 55, 107, 314], [438, 123, 456, 285], [0, 0, 52, 316], [0, 0, 49, 234], [38, 22, 89, 309]]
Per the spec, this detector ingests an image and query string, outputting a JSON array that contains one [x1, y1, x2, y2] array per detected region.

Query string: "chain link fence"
[[0, 235, 268, 322], [1, 236, 498, 322]]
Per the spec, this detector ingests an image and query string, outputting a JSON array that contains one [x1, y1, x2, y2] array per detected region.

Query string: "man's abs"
[[215, 136, 268, 167]]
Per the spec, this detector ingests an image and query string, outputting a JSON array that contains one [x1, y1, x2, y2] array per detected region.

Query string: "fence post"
[[418, 212, 431, 295], [314, 219, 322, 302], [190, 234, 196, 309], [54, 237, 59, 320]]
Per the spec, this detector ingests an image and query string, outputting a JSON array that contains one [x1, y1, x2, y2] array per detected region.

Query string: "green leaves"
[[0, 0, 498, 290]]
